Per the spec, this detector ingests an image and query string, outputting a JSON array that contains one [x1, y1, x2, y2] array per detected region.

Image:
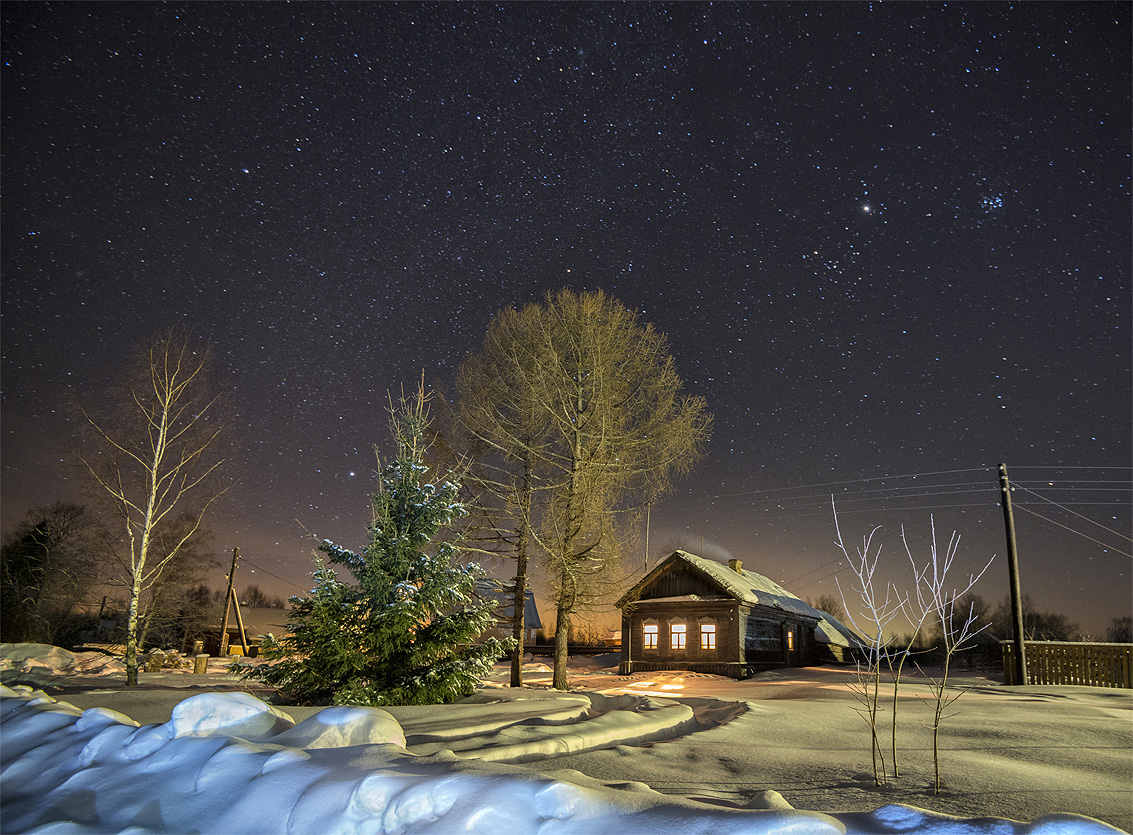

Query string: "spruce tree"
[[240, 387, 513, 706]]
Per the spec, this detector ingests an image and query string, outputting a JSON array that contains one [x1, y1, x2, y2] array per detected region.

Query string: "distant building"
[[475, 579, 543, 644], [617, 551, 863, 678]]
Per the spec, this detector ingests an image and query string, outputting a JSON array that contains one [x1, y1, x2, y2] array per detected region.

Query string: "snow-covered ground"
[[2, 644, 1130, 834]]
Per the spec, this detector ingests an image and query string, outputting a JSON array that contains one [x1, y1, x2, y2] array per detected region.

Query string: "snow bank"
[[2, 685, 1124, 835], [0, 644, 125, 678]]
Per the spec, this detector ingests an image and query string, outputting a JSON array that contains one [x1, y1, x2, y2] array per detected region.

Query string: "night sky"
[[3, 3, 1130, 636]]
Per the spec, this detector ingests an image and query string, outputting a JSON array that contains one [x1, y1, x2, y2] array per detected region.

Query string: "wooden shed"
[[617, 551, 862, 678]]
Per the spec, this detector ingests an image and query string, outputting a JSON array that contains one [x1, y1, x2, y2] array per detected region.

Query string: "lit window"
[[787, 629, 794, 651], [643, 623, 658, 650], [670, 622, 687, 650], [701, 623, 716, 650]]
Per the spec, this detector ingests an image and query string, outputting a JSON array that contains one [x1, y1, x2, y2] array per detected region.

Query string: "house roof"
[[619, 550, 864, 648]]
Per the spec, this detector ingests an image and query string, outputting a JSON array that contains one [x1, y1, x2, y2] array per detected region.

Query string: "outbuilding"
[[617, 550, 862, 678], [475, 578, 543, 645]]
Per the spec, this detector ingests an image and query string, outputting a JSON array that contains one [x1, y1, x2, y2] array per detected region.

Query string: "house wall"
[[621, 600, 742, 676], [739, 608, 818, 668]]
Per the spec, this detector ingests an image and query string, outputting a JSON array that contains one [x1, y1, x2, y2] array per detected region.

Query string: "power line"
[[1013, 501, 1132, 506], [1009, 465, 1133, 470], [766, 502, 1002, 519], [1012, 505, 1133, 558], [1014, 479, 1133, 485], [239, 556, 311, 593], [1013, 486, 1133, 543], [712, 482, 997, 510], [712, 467, 993, 499]]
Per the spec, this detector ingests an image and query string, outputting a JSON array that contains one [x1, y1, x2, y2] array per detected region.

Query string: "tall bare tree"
[[458, 290, 712, 689], [79, 326, 227, 684], [456, 303, 549, 686]]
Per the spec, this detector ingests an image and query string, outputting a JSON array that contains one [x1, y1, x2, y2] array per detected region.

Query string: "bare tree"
[[808, 593, 846, 622], [242, 584, 270, 608], [456, 303, 550, 687], [1106, 615, 1133, 644], [78, 326, 227, 684], [833, 502, 904, 787], [0, 503, 110, 645], [991, 594, 1078, 641], [458, 290, 712, 690], [905, 518, 994, 795], [241, 583, 285, 609]]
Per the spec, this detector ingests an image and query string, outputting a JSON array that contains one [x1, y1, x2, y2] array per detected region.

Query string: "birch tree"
[[458, 290, 712, 689], [79, 326, 227, 684]]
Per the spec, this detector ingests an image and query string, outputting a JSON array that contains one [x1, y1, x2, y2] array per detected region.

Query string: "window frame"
[[669, 620, 687, 650], [699, 621, 717, 651], [642, 620, 659, 651]]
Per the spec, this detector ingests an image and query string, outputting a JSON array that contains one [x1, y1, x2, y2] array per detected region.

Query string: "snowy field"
[[1, 643, 1130, 834]]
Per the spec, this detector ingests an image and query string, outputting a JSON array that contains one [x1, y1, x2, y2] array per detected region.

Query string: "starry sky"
[[3, 2, 1130, 636]]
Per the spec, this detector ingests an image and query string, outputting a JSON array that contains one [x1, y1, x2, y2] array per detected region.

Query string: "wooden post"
[[644, 501, 651, 571], [219, 547, 239, 656], [998, 464, 1027, 685], [231, 592, 249, 656], [193, 654, 209, 674]]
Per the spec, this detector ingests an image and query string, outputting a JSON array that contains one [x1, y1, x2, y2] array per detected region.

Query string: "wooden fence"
[[1001, 641, 1132, 688]]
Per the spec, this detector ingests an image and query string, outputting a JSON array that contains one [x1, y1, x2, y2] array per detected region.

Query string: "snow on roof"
[[626, 551, 864, 648]]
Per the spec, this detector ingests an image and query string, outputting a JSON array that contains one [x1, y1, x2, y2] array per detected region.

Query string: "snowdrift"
[[2, 683, 1125, 835]]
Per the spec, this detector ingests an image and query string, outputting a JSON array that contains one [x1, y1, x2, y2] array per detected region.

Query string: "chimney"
[[728, 559, 743, 574]]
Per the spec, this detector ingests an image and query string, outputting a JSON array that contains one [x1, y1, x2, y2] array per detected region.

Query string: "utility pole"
[[998, 464, 1027, 685], [644, 501, 651, 571], [219, 547, 239, 657]]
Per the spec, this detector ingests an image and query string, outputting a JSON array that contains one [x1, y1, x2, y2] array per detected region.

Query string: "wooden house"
[[617, 551, 862, 678], [475, 579, 543, 644]]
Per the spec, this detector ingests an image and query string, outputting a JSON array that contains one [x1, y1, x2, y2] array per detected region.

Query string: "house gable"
[[636, 561, 731, 602]]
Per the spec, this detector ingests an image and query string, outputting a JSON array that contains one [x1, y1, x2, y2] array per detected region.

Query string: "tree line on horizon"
[[807, 591, 1132, 650], [0, 498, 286, 654]]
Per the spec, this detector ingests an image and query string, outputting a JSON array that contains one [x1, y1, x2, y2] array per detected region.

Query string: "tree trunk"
[[551, 425, 584, 691], [125, 576, 141, 685], [509, 460, 532, 688], [552, 600, 571, 690]]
